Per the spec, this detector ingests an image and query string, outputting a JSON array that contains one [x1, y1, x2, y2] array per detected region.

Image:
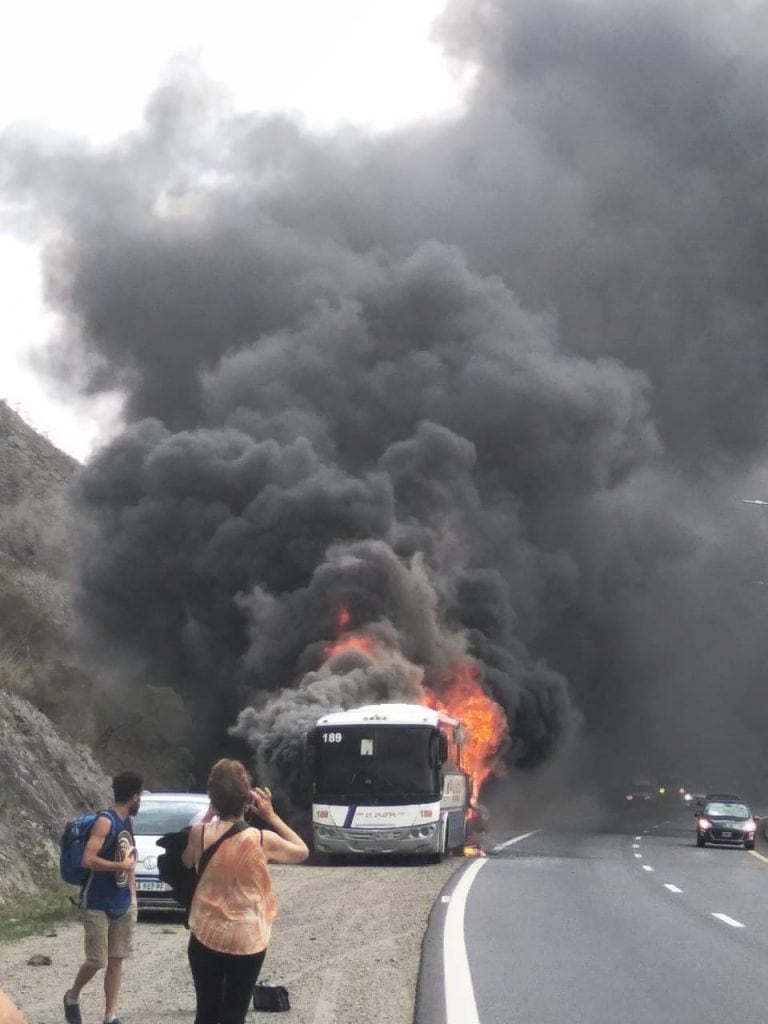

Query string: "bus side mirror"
[[429, 732, 449, 768], [437, 733, 449, 765]]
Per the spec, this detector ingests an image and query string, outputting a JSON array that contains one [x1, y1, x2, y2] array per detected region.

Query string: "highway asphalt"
[[416, 806, 768, 1024]]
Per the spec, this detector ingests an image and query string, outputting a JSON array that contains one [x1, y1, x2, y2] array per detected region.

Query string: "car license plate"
[[721, 831, 732, 838], [136, 880, 171, 892]]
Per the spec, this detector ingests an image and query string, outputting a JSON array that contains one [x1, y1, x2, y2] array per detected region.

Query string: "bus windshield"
[[315, 725, 438, 802]]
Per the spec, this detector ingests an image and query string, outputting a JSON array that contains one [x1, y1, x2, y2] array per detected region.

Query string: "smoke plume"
[[4, 0, 768, 803]]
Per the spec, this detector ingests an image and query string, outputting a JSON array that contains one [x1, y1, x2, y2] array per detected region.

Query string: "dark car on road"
[[695, 798, 757, 850], [691, 791, 741, 814]]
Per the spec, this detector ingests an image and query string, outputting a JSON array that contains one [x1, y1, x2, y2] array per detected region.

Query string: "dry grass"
[[0, 885, 74, 942]]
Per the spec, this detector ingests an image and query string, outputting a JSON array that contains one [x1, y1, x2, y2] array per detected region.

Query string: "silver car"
[[133, 792, 210, 910]]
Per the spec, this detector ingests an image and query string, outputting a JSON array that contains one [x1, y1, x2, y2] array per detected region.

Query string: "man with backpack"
[[63, 770, 143, 1024]]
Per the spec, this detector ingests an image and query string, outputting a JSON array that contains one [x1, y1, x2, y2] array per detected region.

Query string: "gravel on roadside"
[[2, 859, 460, 1024]]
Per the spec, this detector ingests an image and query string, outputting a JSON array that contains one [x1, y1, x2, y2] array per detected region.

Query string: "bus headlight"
[[411, 825, 436, 839]]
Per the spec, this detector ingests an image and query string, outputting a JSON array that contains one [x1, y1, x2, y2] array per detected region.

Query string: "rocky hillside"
[[0, 399, 81, 733], [0, 400, 77, 572], [0, 403, 111, 908], [0, 691, 108, 907], [0, 405, 193, 912]]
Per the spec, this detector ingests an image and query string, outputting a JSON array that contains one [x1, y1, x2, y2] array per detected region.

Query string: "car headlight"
[[743, 819, 756, 832], [697, 818, 712, 830]]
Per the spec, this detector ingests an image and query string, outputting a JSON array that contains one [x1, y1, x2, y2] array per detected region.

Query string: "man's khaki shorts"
[[83, 906, 137, 968]]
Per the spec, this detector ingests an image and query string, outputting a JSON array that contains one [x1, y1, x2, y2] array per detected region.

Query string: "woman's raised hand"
[[250, 786, 276, 821]]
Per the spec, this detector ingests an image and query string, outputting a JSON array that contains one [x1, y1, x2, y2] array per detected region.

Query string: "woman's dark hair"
[[112, 770, 144, 804], [207, 759, 252, 818]]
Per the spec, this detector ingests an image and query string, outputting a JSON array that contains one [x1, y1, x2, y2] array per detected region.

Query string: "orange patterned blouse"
[[189, 826, 277, 955]]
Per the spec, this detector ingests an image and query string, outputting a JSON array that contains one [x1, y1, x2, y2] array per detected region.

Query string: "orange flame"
[[324, 634, 380, 660], [337, 605, 352, 631], [463, 844, 488, 858], [322, 605, 507, 805], [424, 661, 508, 804], [324, 604, 380, 661]]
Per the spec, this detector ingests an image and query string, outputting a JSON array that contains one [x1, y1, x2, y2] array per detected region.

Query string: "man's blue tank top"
[[83, 809, 135, 917]]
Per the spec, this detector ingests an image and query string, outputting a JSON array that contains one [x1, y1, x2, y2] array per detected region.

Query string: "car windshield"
[[133, 799, 209, 835], [704, 802, 750, 819]]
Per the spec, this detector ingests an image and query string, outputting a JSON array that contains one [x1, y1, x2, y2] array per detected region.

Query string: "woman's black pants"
[[188, 933, 266, 1024]]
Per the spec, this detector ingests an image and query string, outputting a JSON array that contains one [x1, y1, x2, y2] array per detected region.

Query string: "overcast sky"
[[0, 0, 465, 460]]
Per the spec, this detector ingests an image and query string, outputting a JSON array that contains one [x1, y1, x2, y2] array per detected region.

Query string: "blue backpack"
[[59, 811, 115, 887]]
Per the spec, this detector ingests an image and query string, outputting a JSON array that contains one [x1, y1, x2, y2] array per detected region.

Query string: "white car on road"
[[133, 792, 210, 910]]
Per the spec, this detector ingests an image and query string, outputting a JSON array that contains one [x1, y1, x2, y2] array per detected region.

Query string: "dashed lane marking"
[[632, 843, 640, 848], [642, 865, 654, 872], [634, 854, 642, 859], [712, 913, 745, 928], [634, 836, 642, 841], [664, 884, 683, 893]]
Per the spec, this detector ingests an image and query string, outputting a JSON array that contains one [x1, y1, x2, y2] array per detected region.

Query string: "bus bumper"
[[313, 823, 442, 856]]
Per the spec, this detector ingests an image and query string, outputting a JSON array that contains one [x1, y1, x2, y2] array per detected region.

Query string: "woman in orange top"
[[182, 759, 308, 1024]]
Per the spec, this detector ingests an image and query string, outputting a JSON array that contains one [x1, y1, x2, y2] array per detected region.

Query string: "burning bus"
[[309, 702, 471, 860]]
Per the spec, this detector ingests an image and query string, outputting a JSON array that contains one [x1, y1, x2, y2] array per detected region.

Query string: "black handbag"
[[252, 981, 290, 1012]]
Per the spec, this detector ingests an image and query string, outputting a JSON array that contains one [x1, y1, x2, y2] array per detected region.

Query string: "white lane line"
[[632, 843, 640, 849], [443, 830, 539, 1024], [634, 853, 642, 859], [491, 829, 541, 853], [642, 865, 654, 872], [664, 884, 683, 894], [712, 913, 745, 929], [643, 830, 649, 834], [443, 859, 486, 1024], [634, 836, 642, 841]]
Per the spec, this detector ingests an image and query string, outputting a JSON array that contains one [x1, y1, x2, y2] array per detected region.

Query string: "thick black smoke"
[[4, 0, 768, 802]]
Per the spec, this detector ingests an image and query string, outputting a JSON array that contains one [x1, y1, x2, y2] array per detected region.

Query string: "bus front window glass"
[[316, 726, 437, 801], [375, 727, 435, 797], [316, 728, 376, 798]]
